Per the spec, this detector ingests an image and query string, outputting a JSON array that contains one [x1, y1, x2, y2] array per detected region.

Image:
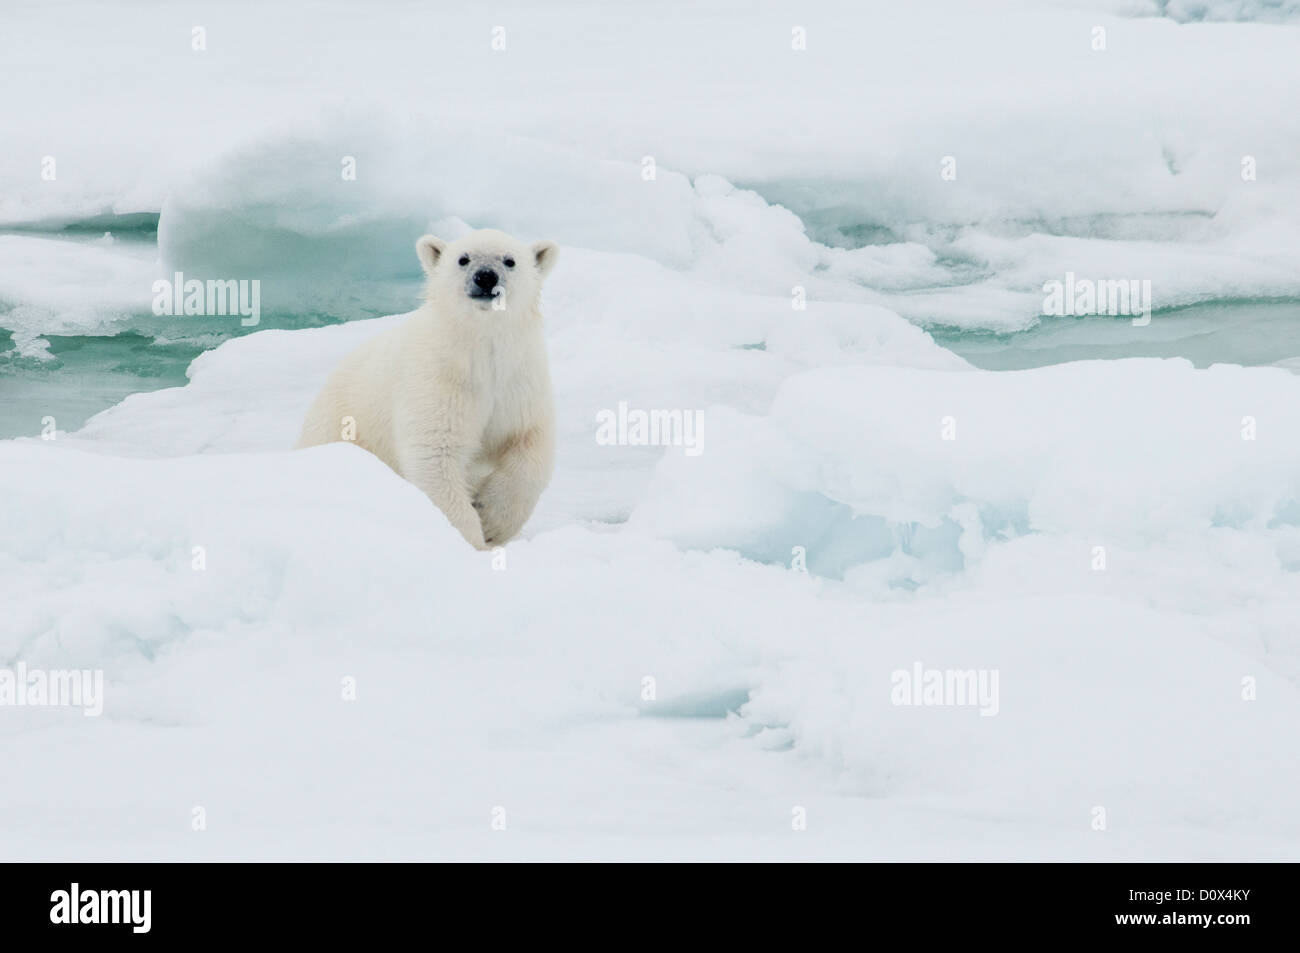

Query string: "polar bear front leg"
[[474, 429, 553, 546], [398, 443, 489, 550]]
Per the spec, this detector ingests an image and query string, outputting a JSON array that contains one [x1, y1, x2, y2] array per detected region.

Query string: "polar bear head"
[[416, 228, 558, 314]]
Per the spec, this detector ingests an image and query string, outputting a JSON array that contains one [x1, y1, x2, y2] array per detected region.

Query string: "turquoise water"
[[0, 219, 422, 438], [0, 329, 200, 438], [931, 299, 1300, 371], [0, 294, 412, 438]]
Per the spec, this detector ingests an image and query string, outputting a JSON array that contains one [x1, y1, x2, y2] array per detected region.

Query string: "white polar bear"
[[297, 229, 558, 550]]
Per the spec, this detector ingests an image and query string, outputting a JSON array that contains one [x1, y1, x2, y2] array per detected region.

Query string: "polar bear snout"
[[464, 261, 506, 304], [469, 267, 500, 298]]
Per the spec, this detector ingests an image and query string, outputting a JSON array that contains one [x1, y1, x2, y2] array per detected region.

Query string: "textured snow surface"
[[6, 327, 1300, 859]]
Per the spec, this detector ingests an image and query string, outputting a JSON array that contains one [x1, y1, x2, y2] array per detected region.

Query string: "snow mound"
[[3, 437, 1299, 859], [632, 359, 1300, 579]]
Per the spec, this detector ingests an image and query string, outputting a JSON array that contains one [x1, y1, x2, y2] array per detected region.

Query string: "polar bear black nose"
[[473, 269, 499, 293]]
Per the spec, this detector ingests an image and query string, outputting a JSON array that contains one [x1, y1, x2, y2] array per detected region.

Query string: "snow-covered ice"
[[7, 341, 1300, 858], [3, 0, 1300, 860]]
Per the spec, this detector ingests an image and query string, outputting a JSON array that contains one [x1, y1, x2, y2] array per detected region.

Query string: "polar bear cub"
[[297, 229, 558, 550]]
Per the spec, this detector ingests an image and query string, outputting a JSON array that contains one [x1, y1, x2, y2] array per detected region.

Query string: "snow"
[[6, 420, 1300, 859], [0, 234, 157, 356], [7, 323, 1300, 858], [3, 0, 1300, 860], [5, 0, 1300, 333], [1061, 0, 1300, 22]]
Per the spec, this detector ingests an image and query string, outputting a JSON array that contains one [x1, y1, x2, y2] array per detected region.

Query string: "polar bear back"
[[296, 318, 408, 472]]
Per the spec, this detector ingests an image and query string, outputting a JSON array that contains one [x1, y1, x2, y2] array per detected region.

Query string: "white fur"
[[297, 228, 558, 549]]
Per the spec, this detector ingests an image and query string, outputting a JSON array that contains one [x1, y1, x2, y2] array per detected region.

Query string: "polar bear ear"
[[532, 240, 558, 278], [415, 235, 445, 275]]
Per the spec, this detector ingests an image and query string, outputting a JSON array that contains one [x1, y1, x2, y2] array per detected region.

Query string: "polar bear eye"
[[503, 257, 515, 269], [457, 255, 470, 267]]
